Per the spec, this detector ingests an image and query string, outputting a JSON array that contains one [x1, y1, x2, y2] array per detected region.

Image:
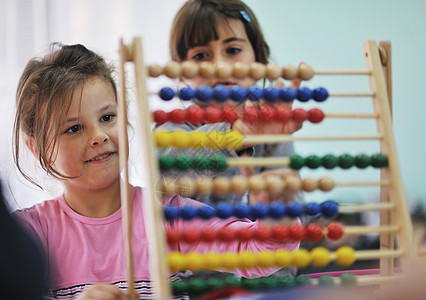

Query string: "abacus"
[[117, 38, 416, 299]]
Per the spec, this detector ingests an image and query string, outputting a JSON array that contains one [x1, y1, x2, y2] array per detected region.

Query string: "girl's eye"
[[65, 125, 81, 134], [226, 47, 242, 55], [101, 114, 115, 122], [192, 52, 209, 61]]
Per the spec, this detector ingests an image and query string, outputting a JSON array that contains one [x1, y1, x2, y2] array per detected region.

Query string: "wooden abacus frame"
[[117, 38, 416, 299]]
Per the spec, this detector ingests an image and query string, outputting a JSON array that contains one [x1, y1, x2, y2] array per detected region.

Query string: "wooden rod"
[[355, 249, 404, 260], [338, 202, 395, 213], [336, 180, 390, 187], [243, 134, 382, 145], [227, 157, 290, 167], [314, 69, 372, 75], [329, 92, 375, 97], [343, 225, 399, 236], [325, 112, 378, 118]]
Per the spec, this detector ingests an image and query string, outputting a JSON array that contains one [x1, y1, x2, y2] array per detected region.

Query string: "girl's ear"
[[25, 136, 38, 157]]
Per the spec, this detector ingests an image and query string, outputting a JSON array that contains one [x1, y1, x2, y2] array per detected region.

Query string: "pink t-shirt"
[[14, 186, 299, 299]]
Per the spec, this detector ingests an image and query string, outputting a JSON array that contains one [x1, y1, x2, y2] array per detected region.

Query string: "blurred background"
[[1, 0, 425, 215]]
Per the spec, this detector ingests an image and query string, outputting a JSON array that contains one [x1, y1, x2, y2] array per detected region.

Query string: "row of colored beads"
[[149, 61, 315, 81], [164, 200, 338, 221], [290, 153, 388, 169], [154, 130, 243, 150], [172, 273, 356, 295], [160, 175, 339, 197], [159, 85, 328, 102], [153, 105, 325, 125], [168, 246, 356, 272], [167, 222, 344, 244]]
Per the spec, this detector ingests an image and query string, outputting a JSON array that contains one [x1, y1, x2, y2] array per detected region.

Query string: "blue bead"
[[180, 206, 198, 220], [263, 87, 280, 103], [280, 87, 297, 102], [296, 87, 313, 102], [251, 203, 269, 219], [247, 85, 264, 101], [304, 202, 321, 216], [213, 85, 231, 102], [230, 85, 248, 102], [312, 87, 329, 102], [321, 200, 338, 218], [195, 85, 213, 102], [286, 202, 303, 218], [197, 205, 216, 220], [269, 202, 287, 219], [234, 204, 251, 219], [179, 87, 195, 100], [159, 87, 175, 101], [164, 206, 179, 221], [216, 203, 234, 219]]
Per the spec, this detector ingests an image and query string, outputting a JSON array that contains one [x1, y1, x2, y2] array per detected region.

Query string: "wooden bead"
[[249, 62, 266, 80], [266, 64, 281, 81], [160, 177, 177, 195], [230, 175, 248, 195], [148, 64, 163, 77], [302, 178, 318, 192], [298, 63, 314, 80], [248, 175, 266, 193], [232, 62, 250, 79], [176, 176, 196, 197], [215, 62, 233, 79], [196, 176, 213, 195], [181, 61, 199, 78], [285, 176, 302, 191], [212, 176, 231, 195], [281, 64, 298, 80], [199, 62, 215, 78], [265, 175, 285, 195], [318, 177, 336, 191], [164, 61, 182, 78]]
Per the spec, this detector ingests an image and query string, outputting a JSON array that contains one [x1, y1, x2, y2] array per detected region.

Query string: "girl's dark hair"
[[13, 43, 117, 187], [170, 0, 270, 63]]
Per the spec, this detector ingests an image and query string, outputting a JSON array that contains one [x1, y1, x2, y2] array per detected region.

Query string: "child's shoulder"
[[13, 196, 63, 222]]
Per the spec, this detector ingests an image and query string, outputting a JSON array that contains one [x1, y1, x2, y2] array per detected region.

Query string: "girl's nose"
[[90, 130, 109, 146]]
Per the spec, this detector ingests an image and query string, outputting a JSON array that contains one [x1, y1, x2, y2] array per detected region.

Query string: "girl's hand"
[[76, 284, 139, 300]]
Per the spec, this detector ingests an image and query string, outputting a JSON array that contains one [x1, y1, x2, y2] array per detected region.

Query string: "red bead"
[[255, 224, 272, 241], [169, 109, 187, 124], [327, 222, 344, 241], [308, 108, 325, 124], [292, 108, 309, 123], [271, 224, 289, 242], [289, 223, 307, 241], [259, 105, 276, 123], [186, 105, 205, 125], [204, 106, 223, 123], [202, 228, 218, 242], [218, 228, 236, 241], [182, 229, 201, 243], [166, 228, 181, 243], [237, 227, 254, 241], [275, 104, 292, 122], [306, 223, 324, 242], [153, 110, 169, 125], [242, 106, 258, 125], [222, 104, 239, 123]]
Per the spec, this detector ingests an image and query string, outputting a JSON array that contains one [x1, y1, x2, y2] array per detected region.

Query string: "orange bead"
[[215, 62, 233, 79], [248, 175, 266, 193], [302, 178, 318, 192], [281, 64, 298, 80], [181, 61, 199, 78], [195, 176, 213, 195], [285, 176, 302, 191], [163, 61, 182, 78], [249, 62, 266, 80], [160, 177, 177, 195], [265, 175, 285, 195], [212, 176, 231, 195], [232, 62, 250, 78], [199, 62, 215, 78], [230, 175, 249, 195], [318, 177, 336, 191], [175, 176, 196, 197], [298, 63, 314, 80], [266, 64, 281, 81], [148, 64, 163, 77]]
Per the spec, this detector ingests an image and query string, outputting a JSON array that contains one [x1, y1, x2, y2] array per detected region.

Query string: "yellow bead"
[[335, 246, 356, 266], [195, 176, 213, 195], [266, 64, 281, 81], [189, 131, 208, 149], [216, 62, 233, 79], [291, 249, 312, 269], [285, 176, 302, 191], [232, 62, 250, 78], [206, 130, 223, 150], [256, 251, 275, 268], [223, 130, 243, 150], [159, 177, 177, 195], [204, 252, 221, 270], [298, 63, 314, 80], [175, 176, 196, 197], [281, 64, 298, 80], [221, 252, 238, 270], [311, 247, 331, 267], [238, 251, 257, 269], [154, 131, 172, 148], [302, 178, 318, 192], [148, 64, 163, 77], [199, 62, 215, 78], [318, 177, 336, 192], [230, 175, 249, 195], [249, 62, 266, 80], [248, 175, 266, 193], [181, 61, 199, 78], [265, 175, 285, 195], [164, 61, 182, 78], [274, 250, 292, 268], [185, 252, 204, 272], [168, 252, 185, 272], [212, 176, 231, 195], [171, 130, 190, 149]]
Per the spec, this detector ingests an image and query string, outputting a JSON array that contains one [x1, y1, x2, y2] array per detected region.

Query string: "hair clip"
[[240, 10, 251, 23]]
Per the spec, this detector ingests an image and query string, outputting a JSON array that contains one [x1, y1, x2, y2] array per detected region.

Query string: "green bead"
[[354, 154, 371, 169], [175, 155, 192, 171], [290, 154, 305, 170], [192, 156, 209, 171], [159, 156, 174, 171], [371, 153, 388, 168], [305, 155, 322, 169], [338, 154, 355, 169], [187, 278, 207, 294], [206, 277, 224, 290], [209, 155, 228, 172], [277, 275, 295, 287], [223, 276, 240, 288], [339, 272, 357, 286], [172, 281, 187, 294], [318, 275, 334, 286], [295, 276, 311, 286], [241, 277, 261, 290], [258, 276, 279, 289], [322, 154, 338, 169]]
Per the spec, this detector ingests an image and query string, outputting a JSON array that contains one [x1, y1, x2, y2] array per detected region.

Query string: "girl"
[[13, 43, 299, 300]]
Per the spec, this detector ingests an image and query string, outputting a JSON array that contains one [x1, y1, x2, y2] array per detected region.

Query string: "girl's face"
[[52, 77, 120, 190], [184, 18, 256, 88]]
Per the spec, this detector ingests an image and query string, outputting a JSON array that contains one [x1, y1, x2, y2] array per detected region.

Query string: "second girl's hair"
[[170, 0, 270, 63], [13, 43, 117, 187]]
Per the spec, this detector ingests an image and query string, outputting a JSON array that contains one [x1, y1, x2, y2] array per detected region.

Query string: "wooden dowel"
[[356, 275, 402, 286], [343, 225, 399, 236], [325, 113, 378, 118], [336, 180, 390, 187], [243, 134, 382, 145], [227, 157, 290, 167], [355, 249, 404, 260], [338, 202, 395, 213], [314, 69, 372, 75], [329, 92, 375, 97]]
